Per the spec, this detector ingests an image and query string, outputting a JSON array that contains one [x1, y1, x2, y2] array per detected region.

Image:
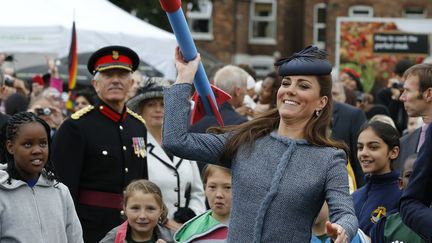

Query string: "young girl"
[[100, 179, 173, 243], [0, 111, 83, 242], [353, 121, 403, 235], [174, 165, 232, 242]]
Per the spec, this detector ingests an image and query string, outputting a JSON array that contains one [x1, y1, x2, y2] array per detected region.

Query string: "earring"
[[315, 110, 321, 117]]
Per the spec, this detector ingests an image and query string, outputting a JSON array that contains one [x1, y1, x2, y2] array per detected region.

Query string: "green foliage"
[[108, 0, 172, 32]]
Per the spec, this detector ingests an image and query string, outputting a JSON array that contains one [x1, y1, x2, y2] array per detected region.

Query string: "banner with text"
[[374, 33, 429, 54]]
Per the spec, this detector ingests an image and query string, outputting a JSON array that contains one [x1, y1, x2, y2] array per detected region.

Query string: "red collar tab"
[[99, 105, 127, 122]]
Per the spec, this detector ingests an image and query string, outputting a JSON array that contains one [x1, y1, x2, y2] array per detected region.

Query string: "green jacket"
[[371, 212, 425, 243], [174, 210, 228, 243]]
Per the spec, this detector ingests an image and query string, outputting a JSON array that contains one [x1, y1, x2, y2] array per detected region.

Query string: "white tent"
[[0, 0, 177, 80]]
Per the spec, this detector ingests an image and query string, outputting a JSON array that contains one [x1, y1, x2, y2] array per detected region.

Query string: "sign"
[[336, 17, 432, 93], [374, 33, 429, 54]]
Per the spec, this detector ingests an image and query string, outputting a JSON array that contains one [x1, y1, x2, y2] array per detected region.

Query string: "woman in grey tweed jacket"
[[163, 46, 358, 243]]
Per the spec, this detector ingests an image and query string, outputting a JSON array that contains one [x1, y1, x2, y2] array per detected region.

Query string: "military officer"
[[51, 46, 148, 243]]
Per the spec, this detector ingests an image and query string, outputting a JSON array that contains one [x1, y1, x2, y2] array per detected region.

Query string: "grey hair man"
[[189, 64, 249, 133]]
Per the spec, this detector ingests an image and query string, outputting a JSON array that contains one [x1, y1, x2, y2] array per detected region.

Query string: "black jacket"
[[332, 102, 367, 186], [51, 100, 148, 242], [189, 102, 247, 133]]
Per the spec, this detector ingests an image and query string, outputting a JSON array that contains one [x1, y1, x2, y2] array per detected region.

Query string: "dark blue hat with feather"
[[275, 46, 332, 76]]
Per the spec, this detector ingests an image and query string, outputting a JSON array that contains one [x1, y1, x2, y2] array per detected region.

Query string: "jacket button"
[[122, 146, 127, 151], [174, 188, 179, 192], [119, 125, 123, 130], [125, 168, 129, 173], [174, 202, 179, 207]]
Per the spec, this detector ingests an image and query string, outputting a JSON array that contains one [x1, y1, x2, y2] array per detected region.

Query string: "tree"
[[109, 0, 172, 31]]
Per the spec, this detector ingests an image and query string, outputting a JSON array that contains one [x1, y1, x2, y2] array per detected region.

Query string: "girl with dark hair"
[[253, 71, 282, 117], [74, 88, 96, 112], [163, 46, 358, 243], [100, 179, 173, 243], [0, 111, 83, 242], [353, 121, 402, 236]]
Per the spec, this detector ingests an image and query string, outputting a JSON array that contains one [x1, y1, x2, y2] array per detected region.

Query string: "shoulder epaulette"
[[71, 105, 95, 120], [127, 108, 146, 125]]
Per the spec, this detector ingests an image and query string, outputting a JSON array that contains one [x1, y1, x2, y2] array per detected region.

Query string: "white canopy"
[[0, 0, 177, 79]]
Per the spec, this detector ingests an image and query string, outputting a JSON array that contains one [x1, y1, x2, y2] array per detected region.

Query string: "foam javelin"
[[160, 0, 230, 126]]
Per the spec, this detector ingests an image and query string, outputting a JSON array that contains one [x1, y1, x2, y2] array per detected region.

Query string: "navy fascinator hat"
[[275, 46, 332, 76]]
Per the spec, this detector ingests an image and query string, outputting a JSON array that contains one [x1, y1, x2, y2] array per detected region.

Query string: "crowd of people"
[[0, 43, 431, 243]]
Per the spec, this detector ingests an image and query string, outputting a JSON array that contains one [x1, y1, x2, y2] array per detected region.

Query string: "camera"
[[391, 82, 404, 90], [35, 107, 52, 116], [3, 76, 14, 87]]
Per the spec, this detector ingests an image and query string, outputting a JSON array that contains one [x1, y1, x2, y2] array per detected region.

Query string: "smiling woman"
[[162, 46, 358, 243]]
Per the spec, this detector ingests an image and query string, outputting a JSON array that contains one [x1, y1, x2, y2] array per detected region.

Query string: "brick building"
[[186, 0, 431, 78]]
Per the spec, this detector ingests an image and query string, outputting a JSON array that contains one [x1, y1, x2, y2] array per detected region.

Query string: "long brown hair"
[[210, 74, 348, 163]]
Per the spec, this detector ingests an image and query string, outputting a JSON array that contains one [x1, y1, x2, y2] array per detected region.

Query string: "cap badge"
[[112, 51, 119, 60]]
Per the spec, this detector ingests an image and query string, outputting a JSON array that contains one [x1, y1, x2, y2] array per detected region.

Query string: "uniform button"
[[174, 188, 179, 192], [122, 146, 127, 151], [119, 125, 123, 130], [173, 173, 177, 177], [99, 106, 104, 110], [174, 202, 179, 207], [125, 168, 129, 173], [120, 210, 124, 215], [102, 150, 108, 155]]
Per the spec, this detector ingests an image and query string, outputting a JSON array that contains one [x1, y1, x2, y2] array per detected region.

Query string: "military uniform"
[[51, 45, 148, 243]]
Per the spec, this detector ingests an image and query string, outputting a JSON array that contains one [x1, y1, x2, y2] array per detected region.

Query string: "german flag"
[[66, 21, 78, 111], [68, 21, 78, 91]]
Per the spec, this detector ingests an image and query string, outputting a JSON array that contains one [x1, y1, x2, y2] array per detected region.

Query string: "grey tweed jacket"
[[163, 84, 358, 243]]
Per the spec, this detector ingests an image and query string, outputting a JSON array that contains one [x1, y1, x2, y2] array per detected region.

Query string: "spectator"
[[403, 117, 423, 136], [100, 180, 173, 243], [311, 202, 370, 243], [375, 59, 414, 134], [188, 65, 248, 133], [356, 93, 390, 120], [127, 70, 144, 100], [332, 101, 367, 187], [399, 64, 432, 242], [51, 45, 149, 242], [28, 94, 64, 137], [393, 63, 432, 171], [353, 121, 402, 235], [253, 71, 281, 117], [0, 55, 30, 97], [340, 68, 364, 93], [369, 114, 396, 129], [0, 112, 83, 242], [174, 165, 231, 242], [127, 78, 206, 230], [370, 154, 425, 243], [74, 88, 96, 112]]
